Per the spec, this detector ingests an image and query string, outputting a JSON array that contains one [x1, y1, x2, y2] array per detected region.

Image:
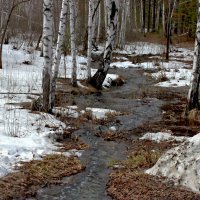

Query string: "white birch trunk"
[[166, 0, 176, 61], [91, 0, 99, 48], [187, 0, 200, 111], [42, 0, 53, 112], [51, 0, 69, 108], [118, 0, 128, 49], [118, 0, 125, 48], [69, 0, 77, 87], [90, 0, 119, 89], [87, 0, 93, 80], [104, 0, 108, 33]]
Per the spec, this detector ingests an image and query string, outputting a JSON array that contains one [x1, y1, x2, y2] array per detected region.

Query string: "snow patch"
[[140, 132, 188, 143], [146, 133, 200, 193]]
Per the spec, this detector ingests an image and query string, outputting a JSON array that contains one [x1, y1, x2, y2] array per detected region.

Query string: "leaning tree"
[[90, 0, 119, 89], [187, 0, 200, 111]]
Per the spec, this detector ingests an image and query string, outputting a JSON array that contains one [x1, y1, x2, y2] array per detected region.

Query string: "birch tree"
[[166, 0, 176, 61], [87, 0, 93, 80], [104, 0, 108, 33], [187, 1, 200, 111], [118, 0, 129, 49], [51, 0, 69, 108], [87, 0, 101, 80], [69, 0, 77, 87], [91, 0, 99, 48], [90, 0, 119, 89], [42, 0, 53, 112]]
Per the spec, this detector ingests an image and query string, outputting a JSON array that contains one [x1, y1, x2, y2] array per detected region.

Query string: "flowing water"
[[36, 129, 127, 200], [33, 68, 163, 200]]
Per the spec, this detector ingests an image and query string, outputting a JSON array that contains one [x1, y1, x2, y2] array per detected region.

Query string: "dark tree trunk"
[[147, 0, 151, 32], [90, 68, 107, 89], [152, 0, 156, 32], [143, 0, 146, 36], [166, 19, 171, 61], [35, 33, 42, 50]]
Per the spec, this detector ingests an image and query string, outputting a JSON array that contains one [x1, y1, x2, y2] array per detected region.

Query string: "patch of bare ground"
[[95, 130, 126, 141], [107, 140, 200, 200], [0, 155, 85, 200], [57, 137, 89, 151], [107, 171, 200, 200], [130, 92, 200, 138]]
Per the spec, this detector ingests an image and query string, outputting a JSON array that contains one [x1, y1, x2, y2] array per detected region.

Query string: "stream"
[[34, 68, 163, 200]]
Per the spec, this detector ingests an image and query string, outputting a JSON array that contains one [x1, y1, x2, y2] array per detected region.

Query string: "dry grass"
[[107, 139, 200, 200], [0, 154, 85, 200], [155, 71, 169, 82], [95, 130, 126, 141], [107, 170, 200, 200], [187, 108, 200, 126], [58, 138, 89, 151], [123, 149, 160, 170], [110, 76, 125, 87]]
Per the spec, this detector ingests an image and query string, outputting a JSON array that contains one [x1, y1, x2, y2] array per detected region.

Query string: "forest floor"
[[36, 49, 200, 199], [1, 40, 200, 199]]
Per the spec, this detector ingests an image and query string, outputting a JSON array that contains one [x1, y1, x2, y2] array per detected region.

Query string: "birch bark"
[[118, 0, 127, 49], [69, 0, 77, 87], [90, 0, 119, 89], [42, 0, 53, 112], [187, 1, 200, 111], [51, 0, 69, 108], [87, 0, 93, 80], [166, 0, 176, 61]]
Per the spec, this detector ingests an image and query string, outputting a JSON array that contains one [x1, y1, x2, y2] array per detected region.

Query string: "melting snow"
[[140, 132, 188, 143], [146, 133, 200, 193]]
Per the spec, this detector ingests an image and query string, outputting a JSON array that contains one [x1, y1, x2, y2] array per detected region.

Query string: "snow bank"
[[140, 132, 187, 143], [146, 133, 200, 193], [110, 61, 140, 69], [109, 42, 194, 87], [85, 107, 119, 119], [1, 44, 118, 178], [0, 108, 66, 178], [114, 42, 165, 55], [53, 106, 120, 120]]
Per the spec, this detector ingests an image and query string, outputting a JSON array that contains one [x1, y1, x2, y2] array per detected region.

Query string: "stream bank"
[[35, 68, 164, 200]]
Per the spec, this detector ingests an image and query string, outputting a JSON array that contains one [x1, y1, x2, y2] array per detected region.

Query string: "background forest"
[[0, 0, 197, 50]]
